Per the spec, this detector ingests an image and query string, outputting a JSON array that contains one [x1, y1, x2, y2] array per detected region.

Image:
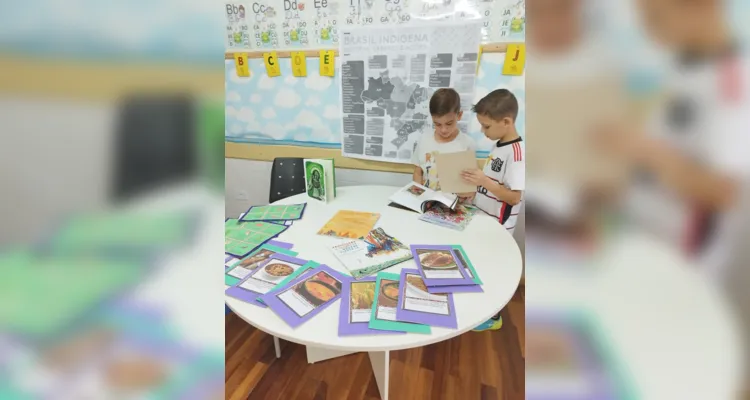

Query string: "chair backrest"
[[111, 94, 196, 202], [269, 158, 306, 203]]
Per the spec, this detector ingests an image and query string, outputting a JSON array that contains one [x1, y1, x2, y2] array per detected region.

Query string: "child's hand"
[[461, 169, 488, 186], [458, 192, 476, 202]]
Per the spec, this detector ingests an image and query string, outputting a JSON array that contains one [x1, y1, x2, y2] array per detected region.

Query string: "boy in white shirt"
[[411, 88, 477, 195], [461, 89, 524, 332]]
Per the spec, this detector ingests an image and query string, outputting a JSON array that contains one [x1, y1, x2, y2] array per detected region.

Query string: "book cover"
[[329, 228, 412, 279], [305, 160, 327, 202], [317, 210, 380, 239]]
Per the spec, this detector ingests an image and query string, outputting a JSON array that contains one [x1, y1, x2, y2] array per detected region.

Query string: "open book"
[[304, 158, 337, 202], [388, 182, 458, 214]]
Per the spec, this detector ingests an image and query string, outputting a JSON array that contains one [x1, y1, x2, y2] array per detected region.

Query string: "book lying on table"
[[329, 228, 412, 279], [317, 210, 381, 239], [305, 158, 337, 202], [388, 182, 459, 214], [418, 203, 478, 231]]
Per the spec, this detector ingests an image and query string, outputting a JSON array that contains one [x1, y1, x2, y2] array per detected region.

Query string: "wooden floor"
[[225, 285, 525, 400]]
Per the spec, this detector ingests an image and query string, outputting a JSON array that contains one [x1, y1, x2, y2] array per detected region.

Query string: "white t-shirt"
[[474, 138, 525, 233], [411, 132, 476, 191], [626, 50, 750, 283]]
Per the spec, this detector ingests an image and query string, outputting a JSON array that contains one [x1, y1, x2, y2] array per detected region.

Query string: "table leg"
[[273, 336, 281, 359], [368, 350, 389, 400]]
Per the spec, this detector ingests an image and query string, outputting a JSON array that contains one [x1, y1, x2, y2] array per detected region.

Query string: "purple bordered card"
[[426, 247, 483, 293], [338, 276, 406, 336], [259, 264, 347, 328], [410, 244, 475, 287], [225, 254, 310, 307], [395, 269, 458, 329]]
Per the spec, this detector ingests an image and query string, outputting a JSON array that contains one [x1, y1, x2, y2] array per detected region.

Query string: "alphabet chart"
[[224, 0, 524, 50], [495, 0, 525, 41], [225, 2, 252, 49], [249, 0, 281, 48]]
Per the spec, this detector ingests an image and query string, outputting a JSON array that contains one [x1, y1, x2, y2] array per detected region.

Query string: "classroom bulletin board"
[[225, 0, 526, 171]]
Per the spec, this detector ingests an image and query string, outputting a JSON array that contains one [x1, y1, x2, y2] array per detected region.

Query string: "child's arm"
[[413, 166, 424, 185], [462, 152, 525, 205], [598, 128, 740, 211]]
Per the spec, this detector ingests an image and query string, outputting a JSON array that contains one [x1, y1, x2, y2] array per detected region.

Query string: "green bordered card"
[[369, 272, 431, 334]]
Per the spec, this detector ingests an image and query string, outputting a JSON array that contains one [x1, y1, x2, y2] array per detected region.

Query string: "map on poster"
[[224, 0, 524, 51], [339, 23, 482, 163]]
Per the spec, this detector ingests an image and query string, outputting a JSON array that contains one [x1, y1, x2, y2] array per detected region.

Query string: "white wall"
[[225, 158, 525, 252]]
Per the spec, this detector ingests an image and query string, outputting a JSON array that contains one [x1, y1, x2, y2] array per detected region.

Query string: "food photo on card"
[[338, 277, 405, 336], [259, 265, 347, 328], [225, 254, 310, 306], [224, 242, 297, 286], [395, 269, 458, 329], [411, 245, 475, 287]]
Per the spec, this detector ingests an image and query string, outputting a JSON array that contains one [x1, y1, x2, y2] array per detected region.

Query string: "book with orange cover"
[[317, 210, 381, 239]]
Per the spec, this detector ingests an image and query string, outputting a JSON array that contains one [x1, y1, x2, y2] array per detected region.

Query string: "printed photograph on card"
[[415, 248, 462, 278], [349, 281, 376, 324], [226, 254, 311, 306], [239, 258, 305, 294], [375, 278, 399, 321], [402, 274, 450, 316], [395, 269, 458, 329], [277, 271, 343, 317], [225, 242, 296, 285]]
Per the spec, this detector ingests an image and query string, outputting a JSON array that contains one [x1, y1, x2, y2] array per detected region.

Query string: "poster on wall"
[[339, 22, 482, 164], [223, 0, 524, 51]]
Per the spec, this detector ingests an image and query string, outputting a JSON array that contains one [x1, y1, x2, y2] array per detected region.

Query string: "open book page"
[[389, 182, 458, 213]]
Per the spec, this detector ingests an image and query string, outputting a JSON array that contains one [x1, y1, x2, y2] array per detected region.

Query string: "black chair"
[[111, 93, 197, 202], [269, 157, 306, 203]]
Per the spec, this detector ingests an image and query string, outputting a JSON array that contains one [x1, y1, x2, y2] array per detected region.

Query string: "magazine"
[[387, 182, 459, 214]]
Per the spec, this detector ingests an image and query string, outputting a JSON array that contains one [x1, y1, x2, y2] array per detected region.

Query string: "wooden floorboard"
[[226, 285, 525, 400]]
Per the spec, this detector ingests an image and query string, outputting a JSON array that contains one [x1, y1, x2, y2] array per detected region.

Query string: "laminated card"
[[259, 265, 347, 328], [338, 277, 405, 336], [425, 245, 483, 293], [224, 241, 297, 286], [225, 254, 311, 306], [411, 244, 475, 287], [240, 203, 307, 222], [395, 269, 458, 329], [369, 272, 431, 334]]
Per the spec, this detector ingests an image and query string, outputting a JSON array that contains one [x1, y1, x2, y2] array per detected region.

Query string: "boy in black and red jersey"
[[462, 89, 525, 234], [461, 89, 524, 332]]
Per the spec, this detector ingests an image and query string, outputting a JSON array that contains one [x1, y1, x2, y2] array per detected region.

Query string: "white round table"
[[225, 185, 523, 400], [527, 229, 743, 399]]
